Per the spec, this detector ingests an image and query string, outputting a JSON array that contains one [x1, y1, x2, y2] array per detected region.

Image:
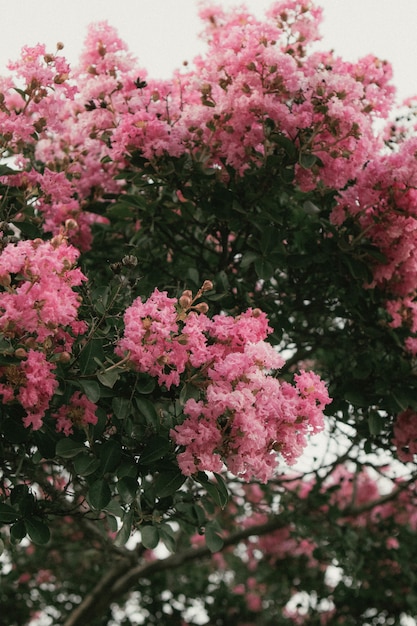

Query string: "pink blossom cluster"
[[332, 136, 417, 351], [0, 236, 86, 347], [53, 391, 98, 436], [0, 1, 395, 249], [0, 349, 57, 430], [0, 236, 87, 429], [116, 288, 330, 481]]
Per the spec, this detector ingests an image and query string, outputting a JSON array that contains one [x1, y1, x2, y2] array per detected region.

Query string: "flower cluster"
[[116, 286, 330, 481], [53, 391, 98, 436], [0, 1, 395, 249], [0, 235, 86, 429]]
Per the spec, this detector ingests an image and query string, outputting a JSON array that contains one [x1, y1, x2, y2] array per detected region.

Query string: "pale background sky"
[[0, 1, 416, 102]]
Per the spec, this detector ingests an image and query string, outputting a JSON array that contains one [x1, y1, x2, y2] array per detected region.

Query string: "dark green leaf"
[[25, 518, 51, 545], [79, 380, 101, 403], [87, 480, 112, 510], [73, 453, 101, 476], [56, 438, 85, 459], [117, 477, 138, 504], [299, 153, 317, 169], [135, 397, 159, 429], [205, 522, 224, 553], [1, 418, 29, 444], [10, 520, 26, 542], [114, 509, 134, 547], [97, 368, 120, 389], [154, 470, 186, 498], [99, 440, 122, 474], [112, 397, 132, 420], [141, 525, 160, 549], [140, 436, 171, 465], [0, 504, 20, 524]]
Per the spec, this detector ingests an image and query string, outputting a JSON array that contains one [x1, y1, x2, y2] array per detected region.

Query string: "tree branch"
[[62, 516, 286, 626]]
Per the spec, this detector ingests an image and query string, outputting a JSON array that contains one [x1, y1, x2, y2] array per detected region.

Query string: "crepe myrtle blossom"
[[0, 235, 87, 351], [53, 391, 98, 436], [0, 234, 87, 429], [0, 349, 58, 430], [116, 286, 331, 482]]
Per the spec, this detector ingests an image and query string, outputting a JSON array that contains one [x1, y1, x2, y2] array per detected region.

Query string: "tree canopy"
[[1, 2, 417, 624]]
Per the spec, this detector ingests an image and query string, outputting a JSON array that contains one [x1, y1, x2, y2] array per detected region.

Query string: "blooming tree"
[[1, 2, 417, 624]]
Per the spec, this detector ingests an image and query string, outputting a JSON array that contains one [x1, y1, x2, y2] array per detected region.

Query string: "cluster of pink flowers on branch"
[[116, 285, 331, 482], [0, 234, 87, 429], [332, 135, 417, 354], [0, 1, 396, 250]]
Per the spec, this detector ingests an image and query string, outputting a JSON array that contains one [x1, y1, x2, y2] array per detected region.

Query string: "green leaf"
[[140, 436, 171, 465], [73, 453, 101, 477], [154, 470, 186, 498], [10, 520, 27, 542], [240, 251, 258, 270], [135, 397, 159, 429], [254, 258, 274, 280], [299, 153, 317, 169], [87, 479, 112, 510], [92, 286, 110, 315], [103, 499, 125, 519], [368, 412, 385, 436], [159, 523, 177, 552], [205, 522, 224, 553], [195, 473, 229, 508], [117, 477, 138, 504], [25, 518, 51, 545], [96, 368, 120, 389], [1, 418, 29, 444], [79, 380, 101, 403], [136, 375, 156, 395], [99, 440, 122, 474], [0, 503, 20, 523], [344, 391, 366, 407], [141, 525, 160, 549], [56, 438, 85, 459], [112, 397, 132, 420], [78, 338, 106, 375], [114, 509, 134, 547]]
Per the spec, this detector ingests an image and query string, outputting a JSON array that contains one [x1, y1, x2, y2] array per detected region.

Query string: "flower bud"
[[179, 294, 192, 309], [58, 351, 71, 363], [202, 280, 214, 292], [14, 348, 27, 359], [194, 302, 209, 314], [65, 218, 78, 231]]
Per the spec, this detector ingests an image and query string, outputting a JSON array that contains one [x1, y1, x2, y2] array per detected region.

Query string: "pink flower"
[[53, 392, 98, 436], [0, 350, 58, 430]]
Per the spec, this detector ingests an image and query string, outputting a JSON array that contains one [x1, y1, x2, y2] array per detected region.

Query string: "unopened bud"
[[252, 308, 262, 318], [179, 295, 192, 309], [58, 351, 71, 363], [202, 280, 213, 292], [182, 290, 193, 300], [50, 234, 64, 248], [194, 302, 209, 314], [65, 218, 78, 231], [56, 42, 64, 51], [0, 273, 11, 288], [14, 348, 27, 359], [98, 42, 106, 57]]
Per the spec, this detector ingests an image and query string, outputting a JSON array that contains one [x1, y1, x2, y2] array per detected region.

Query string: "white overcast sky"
[[0, 1, 416, 102]]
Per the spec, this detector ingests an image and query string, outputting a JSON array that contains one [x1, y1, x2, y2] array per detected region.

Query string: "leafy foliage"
[[1, 2, 417, 625]]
